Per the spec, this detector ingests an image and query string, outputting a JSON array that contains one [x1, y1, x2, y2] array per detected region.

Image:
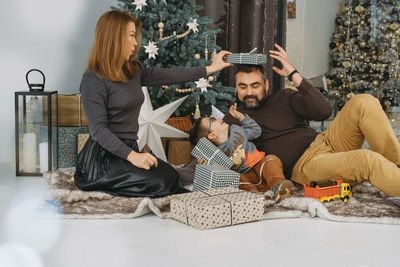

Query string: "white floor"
[[0, 162, 399, 267]]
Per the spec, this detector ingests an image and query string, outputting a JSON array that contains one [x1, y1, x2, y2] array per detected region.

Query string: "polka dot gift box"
[[170, 187, 264, 230]]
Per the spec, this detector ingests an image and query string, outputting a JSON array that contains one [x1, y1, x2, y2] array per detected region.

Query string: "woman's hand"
[[206, 50, 233, 75], [229, 105, 245, 121], [269, 43, 303, 87], [127, 151, 158, 170]]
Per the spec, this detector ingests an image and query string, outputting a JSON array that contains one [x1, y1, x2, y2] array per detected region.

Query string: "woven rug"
[[42, 168, 400, 224]]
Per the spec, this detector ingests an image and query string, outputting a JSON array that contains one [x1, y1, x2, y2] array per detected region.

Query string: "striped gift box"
[[226, 53, 267, 65], [193, 164, 240, 191], [191, 137, 233, 169]]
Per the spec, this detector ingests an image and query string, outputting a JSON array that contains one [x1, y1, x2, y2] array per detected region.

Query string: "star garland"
[[132, 0, 147, 11], [195, 78, 210, 93], [144, 41, 159, 59], [186, 19, 199, 33]]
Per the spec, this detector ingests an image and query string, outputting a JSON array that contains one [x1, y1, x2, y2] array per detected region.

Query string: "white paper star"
[[187, 19, 199, 33], [144, 41, 159, 59], [132, 0, 147, 11], [138, 87, 188, 162], [195, 77, 210, 92]]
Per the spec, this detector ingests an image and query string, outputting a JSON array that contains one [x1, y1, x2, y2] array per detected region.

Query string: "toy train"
[[303, 180, 352, 203]]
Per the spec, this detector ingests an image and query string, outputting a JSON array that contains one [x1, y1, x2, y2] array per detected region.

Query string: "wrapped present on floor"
[[193, 164, 240, 191], [191, 137, 233, 169], [58, 94, 88, 127], [39, 126, 89, 168], [161, 138, 192, 165], [77, 133, 90, 154], [170, 187, 264, 230], [42, 94, 88, 126], [58, 127, 89, 168], [226, 53, 267, 65], [170, 191, 209, 225]]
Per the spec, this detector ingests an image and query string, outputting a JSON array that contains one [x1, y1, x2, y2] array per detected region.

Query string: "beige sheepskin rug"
[[42, 168, 400, 224]]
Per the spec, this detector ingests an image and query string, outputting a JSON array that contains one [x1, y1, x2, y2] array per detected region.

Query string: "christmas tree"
[[115, 0, 235, 117], [326, 0, 400, 110]]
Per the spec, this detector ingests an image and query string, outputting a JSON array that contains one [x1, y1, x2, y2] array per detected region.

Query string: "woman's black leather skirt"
[[74, 136, 182, 197]]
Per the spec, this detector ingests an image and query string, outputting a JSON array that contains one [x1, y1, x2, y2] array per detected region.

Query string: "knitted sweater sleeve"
[[240, 115, 262, 140], [138, 62, 207, 86], [289, 79, 332, 121]]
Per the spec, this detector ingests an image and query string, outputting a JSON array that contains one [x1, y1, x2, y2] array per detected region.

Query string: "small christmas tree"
[[115, 0, 235, 117], [326, 0, 400, 110]]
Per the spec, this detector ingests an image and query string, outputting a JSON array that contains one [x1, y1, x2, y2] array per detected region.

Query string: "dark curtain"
[[197, 0, 287, 92]]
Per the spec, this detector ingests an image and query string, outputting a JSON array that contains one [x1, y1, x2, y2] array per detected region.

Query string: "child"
[[189, 105, 295, 202]]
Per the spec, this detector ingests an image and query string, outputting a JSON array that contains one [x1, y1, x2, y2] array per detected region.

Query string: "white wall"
[[286, 0, 342, 79], [0, 0, 118, 163]]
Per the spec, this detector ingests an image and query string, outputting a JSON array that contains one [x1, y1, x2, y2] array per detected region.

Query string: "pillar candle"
[[23, 133, 37, 173], [39, 142, 48, 173]]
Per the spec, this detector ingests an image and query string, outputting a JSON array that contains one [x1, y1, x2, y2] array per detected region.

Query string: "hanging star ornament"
[[137, 87, 188, 162], [195, 77, 210, 92], [187, 19, 199, 33], [132, 0, 147, 10], [144, 41, 159, 59]]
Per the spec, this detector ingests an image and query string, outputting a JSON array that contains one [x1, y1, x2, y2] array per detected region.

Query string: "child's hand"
[[229, 105, 245, 121], [197, 158, 207, 165]]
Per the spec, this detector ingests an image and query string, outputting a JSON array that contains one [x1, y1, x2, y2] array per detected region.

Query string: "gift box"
[[162, 138, 192, 165], [58, 94, 88, 127], [193, 164, 240, 191], [77, 133, 90, 154], [39, 126, 89, 168], [58, 127, 89, 168], [191, 137, 233, 169], [226, 53, 267, 65], [170, 190, 209, 225], [171, 187, 264, 230]]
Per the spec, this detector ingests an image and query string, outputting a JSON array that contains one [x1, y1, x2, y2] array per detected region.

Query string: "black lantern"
[[26, 69, 45, 92], [15, 69, 58, 176]]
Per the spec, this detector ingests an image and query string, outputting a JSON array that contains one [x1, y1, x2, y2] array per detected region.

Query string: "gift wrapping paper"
[[171, 187, 264, 230], [58, 94, 88, 127], [193, 164, 240, 192], [58, 127, 89, 168], [226, 53, 267, 65], [191, 137, 233, 169]]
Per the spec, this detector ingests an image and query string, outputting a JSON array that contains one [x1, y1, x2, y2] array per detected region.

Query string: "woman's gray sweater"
[[80, 62, 206, 160]]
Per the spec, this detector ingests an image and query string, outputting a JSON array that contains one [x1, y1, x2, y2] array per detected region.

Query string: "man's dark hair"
[[235, 64, 268, 81]]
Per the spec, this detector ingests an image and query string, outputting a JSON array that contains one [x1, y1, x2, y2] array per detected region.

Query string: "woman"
[[74, 10, 232, 197]]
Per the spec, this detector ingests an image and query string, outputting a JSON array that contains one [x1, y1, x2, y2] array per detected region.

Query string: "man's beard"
[[237, 94, 268, 109]]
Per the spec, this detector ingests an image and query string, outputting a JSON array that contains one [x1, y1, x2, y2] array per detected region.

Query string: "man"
[[223, 43, 400, 197]]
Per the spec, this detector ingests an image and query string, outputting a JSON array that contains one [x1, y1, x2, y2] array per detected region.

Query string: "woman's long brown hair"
[[87, 10, 142, 82]]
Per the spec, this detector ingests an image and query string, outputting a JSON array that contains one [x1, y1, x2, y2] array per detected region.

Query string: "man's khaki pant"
[[291, 94, 400, 197]]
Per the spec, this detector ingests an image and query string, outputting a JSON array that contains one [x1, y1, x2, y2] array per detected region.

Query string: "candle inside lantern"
[[39, 142, 48, 173], [23, 133, 37, 173]]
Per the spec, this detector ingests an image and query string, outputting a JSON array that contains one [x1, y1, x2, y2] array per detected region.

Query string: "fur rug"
[[42, 168, 400, 224]]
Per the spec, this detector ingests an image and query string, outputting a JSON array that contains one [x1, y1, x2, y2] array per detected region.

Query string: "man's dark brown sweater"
[[224, 79, 332, 179]]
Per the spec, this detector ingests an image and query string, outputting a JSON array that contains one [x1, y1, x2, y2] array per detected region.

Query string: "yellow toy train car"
[[303, 180, 352, 203]]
